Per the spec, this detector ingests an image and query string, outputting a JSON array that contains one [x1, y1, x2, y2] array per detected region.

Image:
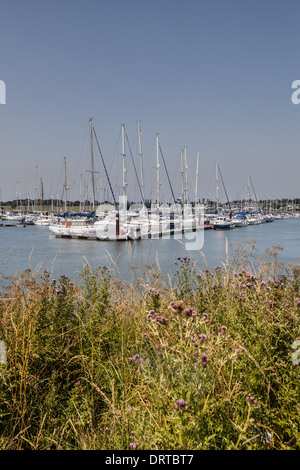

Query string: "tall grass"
[[0, 243, 299, 450]]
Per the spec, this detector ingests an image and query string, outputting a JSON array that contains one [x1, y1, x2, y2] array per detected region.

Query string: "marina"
[[0, 210, 299, 283]]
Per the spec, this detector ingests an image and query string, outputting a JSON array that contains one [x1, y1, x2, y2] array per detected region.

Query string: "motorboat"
[[210, 216, 235, 230]]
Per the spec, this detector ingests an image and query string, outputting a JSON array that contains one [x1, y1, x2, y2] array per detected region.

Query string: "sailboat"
[[210, 163, 234, 230], [49, 127, 98, 238]]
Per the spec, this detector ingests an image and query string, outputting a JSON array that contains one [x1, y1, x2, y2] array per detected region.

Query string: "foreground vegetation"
[[0, 242, 299, 450]]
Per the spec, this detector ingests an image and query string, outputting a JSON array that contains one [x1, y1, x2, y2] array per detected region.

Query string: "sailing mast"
[[156, 133, 160, 204], [137, 121, 145, 201], [34, 166, 38, 211], [63, 157, 69, 213], [195, 151, 199, 204], [50, 178, 54, 213], [79, 173, 83, 212], [180, 149, 184, 205], [121, 124, 127, 198], [89, 118, 96, 211], [184, 146, 188, 204], [216, 162, 219, 212], [40, 177, 44, 212]]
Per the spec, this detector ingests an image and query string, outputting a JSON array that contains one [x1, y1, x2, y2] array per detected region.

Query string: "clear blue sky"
[[1, 0, 300, 203]]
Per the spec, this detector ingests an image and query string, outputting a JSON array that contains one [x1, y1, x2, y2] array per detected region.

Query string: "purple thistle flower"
[[175, 398, 188, 410], [199, 334, 208, 344], [201, 353, 209, 368], [246, 396, 257, 406]]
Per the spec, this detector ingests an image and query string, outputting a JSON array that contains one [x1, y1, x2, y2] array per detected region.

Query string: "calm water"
[[1, 217, 300, 283]]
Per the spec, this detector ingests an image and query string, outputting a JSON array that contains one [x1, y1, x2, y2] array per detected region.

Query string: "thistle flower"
[[200, 313, 209, 322], [155, 315, 169, 325], [168, 300, 184, 314], [246, 396, 257, 406], [130, 354, 147, 365], [175, 398, 188, 410], [201, 353, 209, 368], [219, 325, 227, 335], [199, 333, 208, 344]]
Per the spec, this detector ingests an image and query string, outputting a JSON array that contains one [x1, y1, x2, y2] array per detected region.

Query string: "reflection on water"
[[0, 218, 300, 283]]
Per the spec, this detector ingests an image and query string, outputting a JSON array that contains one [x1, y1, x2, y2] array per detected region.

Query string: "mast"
[[34, 166, 38, 211], [79, 173, 83, 212], [40, 177, 44, 212], [63, 157, 68, 213], [156, 133, 160, 205], [195, 151, 199, 204], [137, 121, 145, 201], [180, 149, 184, 205], [122, 124, 127, 198], [50, 178, 54, 213], [247, 173, 251, 209], [184, 146, 188, 204], [216, 162, 219, 212], [89, 118, 95, 211], [26, 176, 30, 212]]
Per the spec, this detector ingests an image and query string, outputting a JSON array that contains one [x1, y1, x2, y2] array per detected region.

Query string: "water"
[[1, 218, 300, 283]]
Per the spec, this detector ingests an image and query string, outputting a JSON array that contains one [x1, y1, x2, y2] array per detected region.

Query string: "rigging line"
[[249, 174, 261, 212], [92, 126, 118, 210], [217, 164, 231, 211], [159, 144, 176, 204], [125, 132, 145, 205], [187, 166, 196, 195]]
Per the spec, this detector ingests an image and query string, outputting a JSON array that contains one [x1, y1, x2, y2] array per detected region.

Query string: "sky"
[[1, 0, 300, 204]]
